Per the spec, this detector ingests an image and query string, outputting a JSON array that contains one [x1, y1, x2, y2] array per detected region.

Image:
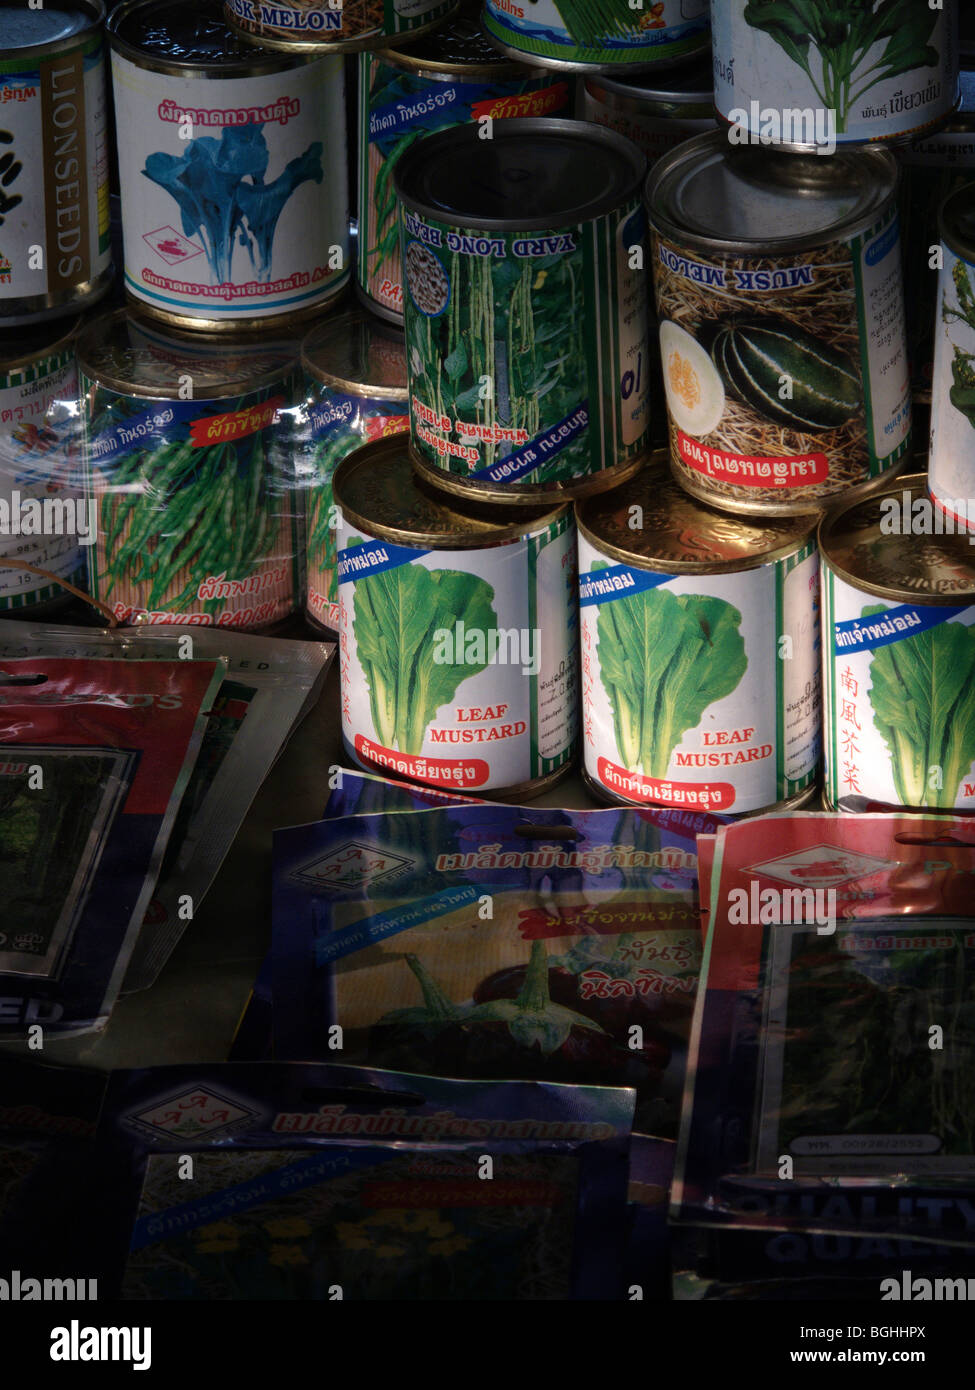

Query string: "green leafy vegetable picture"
[[593, 571, 748, 778], [744, 1, 940, 134], [941, 258, 975, 428], [865, 604, 975, 808], [353, 555, 498, 754]]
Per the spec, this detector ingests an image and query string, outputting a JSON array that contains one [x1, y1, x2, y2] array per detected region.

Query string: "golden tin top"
[[333, 436, 569, 548], [108, 0, 308, 74], [819, 474, 975, 604], [77, 308, 297, 398], [378, 9, 534, 79], [576, 454, 819, 574], [0, 317, 81, 373], [302, 310, 408, 398]]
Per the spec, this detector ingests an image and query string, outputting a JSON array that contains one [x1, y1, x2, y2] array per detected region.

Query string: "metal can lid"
[[77, 308, 296, 398], [394, 118, 646, 231], [0, 316, 81, 372], [584, 56, 714, 107], [1, 0, 99, 48], [646, 132, 898, 255], [575, 453, 818, 573], [108, 0, 303, 72], [333, 436, 569, 547], [302, 310, 408, 398], [818, 474, 975, 604], [940, 182, 975, 260], [379, 9, 533, 77]]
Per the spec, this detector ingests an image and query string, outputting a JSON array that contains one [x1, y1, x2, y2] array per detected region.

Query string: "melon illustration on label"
[[659, 319, 724, 436]]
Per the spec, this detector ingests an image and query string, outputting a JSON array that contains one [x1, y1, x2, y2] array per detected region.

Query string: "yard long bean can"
[[821, 475, 975, 814], [357, 13, 571, 324], [0, 0, 112, 325], [334, 436, 578, 796], [78, 309, 302, 629], [223, 0, 459, 54], [576, 456, 821, 816], [929, 184, 975, 534], [711, 0, 959, 148], [301, 308, 409, 634], [482, 0, 709, 73], [395, 119, 651, 504], [107, 0, 350, 331], [647, 134, 912, 516], [0, 318, 85, 615], [580, 58, 715, 167]]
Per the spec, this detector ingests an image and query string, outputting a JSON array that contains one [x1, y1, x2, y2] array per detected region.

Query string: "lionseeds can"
[[576, 456, 820, 816], [78, 308, 302, 629], [223, 0, 459, 54], [107, 0, 350, 332], [820, 474, 975, 814], [301, 308, 409, 634], [481, 0, 709, 74], [357, 12, 572, 324], [580, 58, 715, 168], [0, 0, 112, 325], [711, 0, 959, 148], [0, 317, 85, 616], [647, 134, 912, 517], [929, 184, 975, 535], [334, 435, 578, 796], [394, 118, 651, 504]]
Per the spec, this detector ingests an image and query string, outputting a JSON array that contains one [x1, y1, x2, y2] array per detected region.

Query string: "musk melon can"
[[929, 183, 975, 533], [580, 58, 715, 168], [334, 436, 578, 796], [711, 0, 959, 148], [300, 308, 409, 635], [224, 0, 459, 55], [820, 475, 975, 814], [481, 0, 709, 73], [647, 133, 912, 516], [357, 13, 571, 323], [394, 118, 651, 504], [576, 455, 821, 816]]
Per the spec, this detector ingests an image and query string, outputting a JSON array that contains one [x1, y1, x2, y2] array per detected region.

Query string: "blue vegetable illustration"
[[143, 124, 323, 285]]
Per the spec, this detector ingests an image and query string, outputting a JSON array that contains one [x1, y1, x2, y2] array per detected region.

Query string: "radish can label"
[[712, 0, 959, 146], [578, 533, 820, 816], [929, 190, 975, 532], [482, 0, 709, 70]]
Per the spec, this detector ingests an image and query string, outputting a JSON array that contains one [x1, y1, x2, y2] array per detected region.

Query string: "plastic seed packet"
[[0, 656, 225, 1036], [94, 1063, 635, 1301], [674, 812, 975, 1246], [0, 621, 334, 990], [273, 803, 720, 1135]]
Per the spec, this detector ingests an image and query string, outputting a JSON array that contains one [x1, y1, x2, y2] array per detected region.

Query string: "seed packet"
[[95, 1063, 634, 1301], [625, 1134, 675, 1302], [0, 621, 334, 990], [0, 656, 224, 1036], [674, 812, 975, 1245], [273, 804, 719, 1135]]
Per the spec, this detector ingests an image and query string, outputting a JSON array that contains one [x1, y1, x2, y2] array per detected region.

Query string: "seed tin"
[[107, 0, 350, 332], [301, 308, 409, 634], [334, 436, 578, 797], [576, 455, 820, 816], [223, 0, 459, 54], [481, 0, 709, 74], [711, 0, 959, 148], [580, 58, 715, 168], [0, 317, 85, 616], [647, 134, 912, 516], [820, 475, 975, 814], [78, 308, 302, 629], [395, 118, 651, 504], [0, 0, 112, 325], [357, 12, 572, 324], [930, 184, 975, 535]]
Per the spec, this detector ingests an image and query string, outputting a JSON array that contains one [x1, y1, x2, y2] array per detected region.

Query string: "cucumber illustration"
[[711, 319, 861, 432]]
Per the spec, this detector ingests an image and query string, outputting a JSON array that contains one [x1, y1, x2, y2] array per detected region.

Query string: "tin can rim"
[[939, 181, 975, 260], [300, 315, 408, 399], [0, 316, 82, 373], [107, 0, 313, 74], [818, 472, 975, 604], [479, 20, 709, 75], [575, 455, 819, 574], [333, 437, 570, 547], [372, 20, 534, 79], [394, 117, 647, 232], [2, 0, 105, 57], [76, 306, 298, 398], [224, 0, 460, 57], [645, 131, 900, 254], [582, 67, 714, 107]]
